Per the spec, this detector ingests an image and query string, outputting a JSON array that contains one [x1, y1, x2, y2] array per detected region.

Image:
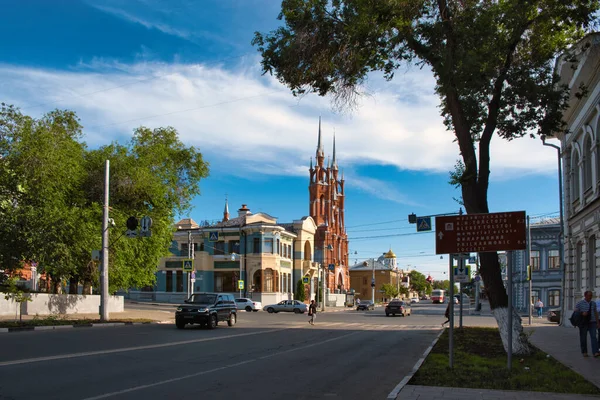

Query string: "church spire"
[[332, 131, 338, 170], [223, 196, 230, 222], [316, 116, 324, 166]]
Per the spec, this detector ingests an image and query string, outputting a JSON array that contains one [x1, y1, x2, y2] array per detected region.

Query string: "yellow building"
[[349, 250, 408, 303]]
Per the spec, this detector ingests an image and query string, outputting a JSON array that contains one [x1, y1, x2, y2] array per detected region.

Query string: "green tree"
[[253, 0, 598, 354], [295, 279, 306, 301], [433, 280, 450, 292], [2, 276, 31, 322], [380, 283, 398, 300], [0, 106, 209, 294], [409, 271, 428, 295]]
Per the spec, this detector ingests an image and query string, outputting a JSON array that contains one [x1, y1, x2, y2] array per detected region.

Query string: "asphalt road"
[[0, 307, 444, 400]]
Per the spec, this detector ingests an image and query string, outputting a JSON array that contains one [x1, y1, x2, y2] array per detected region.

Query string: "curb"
[[386, 327, 444, 399], [0, 321, 155, 333]]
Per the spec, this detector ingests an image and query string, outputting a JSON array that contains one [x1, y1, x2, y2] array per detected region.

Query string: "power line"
[[346, 218, 406, 229], [349, 231, 435, 241]]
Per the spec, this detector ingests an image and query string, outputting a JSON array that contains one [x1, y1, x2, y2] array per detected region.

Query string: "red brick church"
[[308, 118, 350, 293]]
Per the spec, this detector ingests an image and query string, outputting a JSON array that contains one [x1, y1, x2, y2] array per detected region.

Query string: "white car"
[[235, 298, 262, 312], [410, 297, 420, 303]]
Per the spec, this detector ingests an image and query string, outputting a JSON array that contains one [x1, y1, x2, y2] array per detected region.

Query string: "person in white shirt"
[[534, 299, 544, 318], [575, 291, 600, 357]]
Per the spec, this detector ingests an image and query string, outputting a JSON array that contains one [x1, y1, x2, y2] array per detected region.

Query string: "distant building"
[[508, 218, 562, 312], [349, 250, 409, 303]]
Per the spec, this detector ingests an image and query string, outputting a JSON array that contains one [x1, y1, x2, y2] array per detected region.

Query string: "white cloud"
[[0, 58, 558, 195]]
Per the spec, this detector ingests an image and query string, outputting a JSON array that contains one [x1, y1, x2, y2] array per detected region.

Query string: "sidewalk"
[[394, 319, 600, 399]]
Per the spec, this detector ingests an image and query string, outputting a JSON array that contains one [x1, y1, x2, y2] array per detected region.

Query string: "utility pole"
[[371, 258, 375, 304], [100, 160, 110, 322]]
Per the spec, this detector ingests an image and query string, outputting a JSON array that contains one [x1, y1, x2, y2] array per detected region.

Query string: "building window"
[[253, 238, 260, 254], [214, 241, 225, 255], [283, 243, 288, 258], [288, 244, 292, 258], [590, 235, 597, 287], [531, 290, 539, 306], [229, 240, 240, 255], [264, 238, 274, 254], [166, 271, 173, 292], [548, 289, 560, 307], [576, 242, 583, 289], [214, 271, 237, 292], [264, 269, 274, 292], [176, 271, 184, 292], [584, 136, 593, 191], [572, 151, 581, 201], [548, 250, 560, 270], [277, 239, 280, 255], [530, 250, 540, 270]]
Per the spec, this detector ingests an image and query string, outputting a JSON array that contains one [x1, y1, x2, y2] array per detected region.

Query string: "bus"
[[431, 289, 446, 304]]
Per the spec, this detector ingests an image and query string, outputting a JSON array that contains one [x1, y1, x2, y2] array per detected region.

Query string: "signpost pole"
[[187, 231, 192, 299], [449, 254, 454, 368], [371, 258, 375, 304], [527, 215, 532, 326], [321, 265, 326, 312], [100, 160, 110, 322]]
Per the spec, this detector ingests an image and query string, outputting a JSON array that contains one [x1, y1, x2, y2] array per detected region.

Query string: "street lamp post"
[[541, 135, 565, 325], [187, 231, 193, 299]]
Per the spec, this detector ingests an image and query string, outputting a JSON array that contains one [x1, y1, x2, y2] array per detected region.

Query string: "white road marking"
[[81, 330, 364, 400], [0, 328, 289, 367]]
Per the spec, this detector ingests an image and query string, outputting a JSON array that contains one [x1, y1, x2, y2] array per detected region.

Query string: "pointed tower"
[[223, 197, 230, 222], [308, 118, 349, 294]]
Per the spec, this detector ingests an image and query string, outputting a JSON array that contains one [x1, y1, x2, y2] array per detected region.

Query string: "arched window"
[[572, 151, 581, 201], [264, 269, 274, 292], [304, 240, 311, 261], [320, 194, 326, 216], [253, 270, 262, 293], [584, 135, 593, 190]]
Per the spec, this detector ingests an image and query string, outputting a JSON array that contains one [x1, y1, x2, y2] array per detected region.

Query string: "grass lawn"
[[409, 327, 600, 395], [0, 315, 153, 328]]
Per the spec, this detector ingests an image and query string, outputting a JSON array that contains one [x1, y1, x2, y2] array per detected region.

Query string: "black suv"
[[175, 293, 237, 330]]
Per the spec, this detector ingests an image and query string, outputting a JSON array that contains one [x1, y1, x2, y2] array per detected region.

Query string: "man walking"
[[575, 291, 600, 357], [308, 299, 317, 325]]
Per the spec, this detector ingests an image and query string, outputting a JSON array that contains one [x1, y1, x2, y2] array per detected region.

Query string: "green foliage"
[[0, 106, 210, 293], [409, 270, 429, 294], [410, 327, 600, 394], [433, 280, 450, 291], [380, 283, 398, 299], [295, 280, 306, 301], [1, 276, 31, 321]]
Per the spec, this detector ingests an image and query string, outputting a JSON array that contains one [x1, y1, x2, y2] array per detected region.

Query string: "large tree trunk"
[[462, 181, 532, 355], [68, 276, 79, 294], [82, 279, 93, 295]]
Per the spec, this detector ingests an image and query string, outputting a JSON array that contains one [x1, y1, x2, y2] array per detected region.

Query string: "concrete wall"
[[0, 297, 18, 317], [0, 294, 124, 316]]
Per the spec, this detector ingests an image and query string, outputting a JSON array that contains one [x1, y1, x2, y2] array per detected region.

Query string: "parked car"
[[453, 294, 470, 304], [410, 297, 419, 303], [175, 292, 237, 330], [385, 300, 411, 317], [263, 300, 307, 314], [357, 301, 375, 311], [235, 298, 262, 312], [420, 295, 429, 300], [547, 308, 561, 323]]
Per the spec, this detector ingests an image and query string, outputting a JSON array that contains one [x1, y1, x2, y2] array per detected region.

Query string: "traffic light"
[[527, 265, 531, 281], [126, 216, 138, 231]]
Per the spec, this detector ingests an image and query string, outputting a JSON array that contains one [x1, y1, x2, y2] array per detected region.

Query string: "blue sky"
[[0, 0, 561, 279]]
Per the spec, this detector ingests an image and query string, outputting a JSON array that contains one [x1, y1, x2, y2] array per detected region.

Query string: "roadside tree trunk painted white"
[[492, 306, 532, 355]]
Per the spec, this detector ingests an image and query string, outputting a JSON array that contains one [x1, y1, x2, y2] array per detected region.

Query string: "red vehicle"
[[431, 289, 446, 304]]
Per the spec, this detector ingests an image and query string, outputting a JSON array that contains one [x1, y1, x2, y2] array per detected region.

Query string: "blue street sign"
[[209, 231, 219, 242], [302, 276, 309, 284], [416, 216, 432, 232], [328, 263, 335, 271], [182, 259, 193, 272]]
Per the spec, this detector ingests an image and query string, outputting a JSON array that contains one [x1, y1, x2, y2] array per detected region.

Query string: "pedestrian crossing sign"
[[182, 259, 193, 272], [238, 280, 244, 290], [302, 276, 309, 284], [209, 231, 219, 242], [416, 216, 432, 232]]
